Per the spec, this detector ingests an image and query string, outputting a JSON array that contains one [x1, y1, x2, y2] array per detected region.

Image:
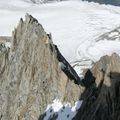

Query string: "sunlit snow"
[[5, 42, 11, 49], [1, 0, 120, 75], [44, 99, 83, 120]]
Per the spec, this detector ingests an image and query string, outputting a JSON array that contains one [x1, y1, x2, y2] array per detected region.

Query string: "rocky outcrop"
[[83, 0, 120, 6], [54, 45, 83, 85], [73, 53, 120, 120], [0, 14, 84, 120]]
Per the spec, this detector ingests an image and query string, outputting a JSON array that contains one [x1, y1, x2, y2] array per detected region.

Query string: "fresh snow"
[[44, 99, 83, 120], [1, 0, 120, 75]]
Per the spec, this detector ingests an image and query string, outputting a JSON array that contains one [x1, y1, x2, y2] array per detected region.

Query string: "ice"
[[1, 0, 120, 75]]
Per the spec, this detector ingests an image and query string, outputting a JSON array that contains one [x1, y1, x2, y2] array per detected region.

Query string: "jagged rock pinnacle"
[[0, 14, 84, 120]]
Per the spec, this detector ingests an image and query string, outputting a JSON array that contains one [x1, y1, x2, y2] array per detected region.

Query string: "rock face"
[[0, 14, 84, 120], [73, 53, 120, 120]]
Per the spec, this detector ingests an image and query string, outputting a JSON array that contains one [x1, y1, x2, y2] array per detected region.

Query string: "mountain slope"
[[0, 14, 83, 120]]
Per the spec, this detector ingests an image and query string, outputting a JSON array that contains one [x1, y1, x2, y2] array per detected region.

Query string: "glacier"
[[1, 0, 120, 75]]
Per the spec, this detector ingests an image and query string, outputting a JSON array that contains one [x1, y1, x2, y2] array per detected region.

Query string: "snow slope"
[[1, 0, 120, 75], [43, 99, 82, 120]]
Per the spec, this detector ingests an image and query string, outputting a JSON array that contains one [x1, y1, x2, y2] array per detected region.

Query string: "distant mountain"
[[82, 0, 120, 6], [73, 53, 120, 120], [24, 0, 62, 4]]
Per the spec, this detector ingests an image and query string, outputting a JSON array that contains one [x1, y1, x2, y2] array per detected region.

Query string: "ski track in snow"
[[1, 0, 120, 75]]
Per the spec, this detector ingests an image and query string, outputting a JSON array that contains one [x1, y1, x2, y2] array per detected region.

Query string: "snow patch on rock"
[[44, 99, 83, 120]]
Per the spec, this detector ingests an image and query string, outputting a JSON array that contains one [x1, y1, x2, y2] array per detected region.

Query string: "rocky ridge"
[[73, 53, 120, 120], [96, 26, 120, 42], [0, 14, 84, 120]]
